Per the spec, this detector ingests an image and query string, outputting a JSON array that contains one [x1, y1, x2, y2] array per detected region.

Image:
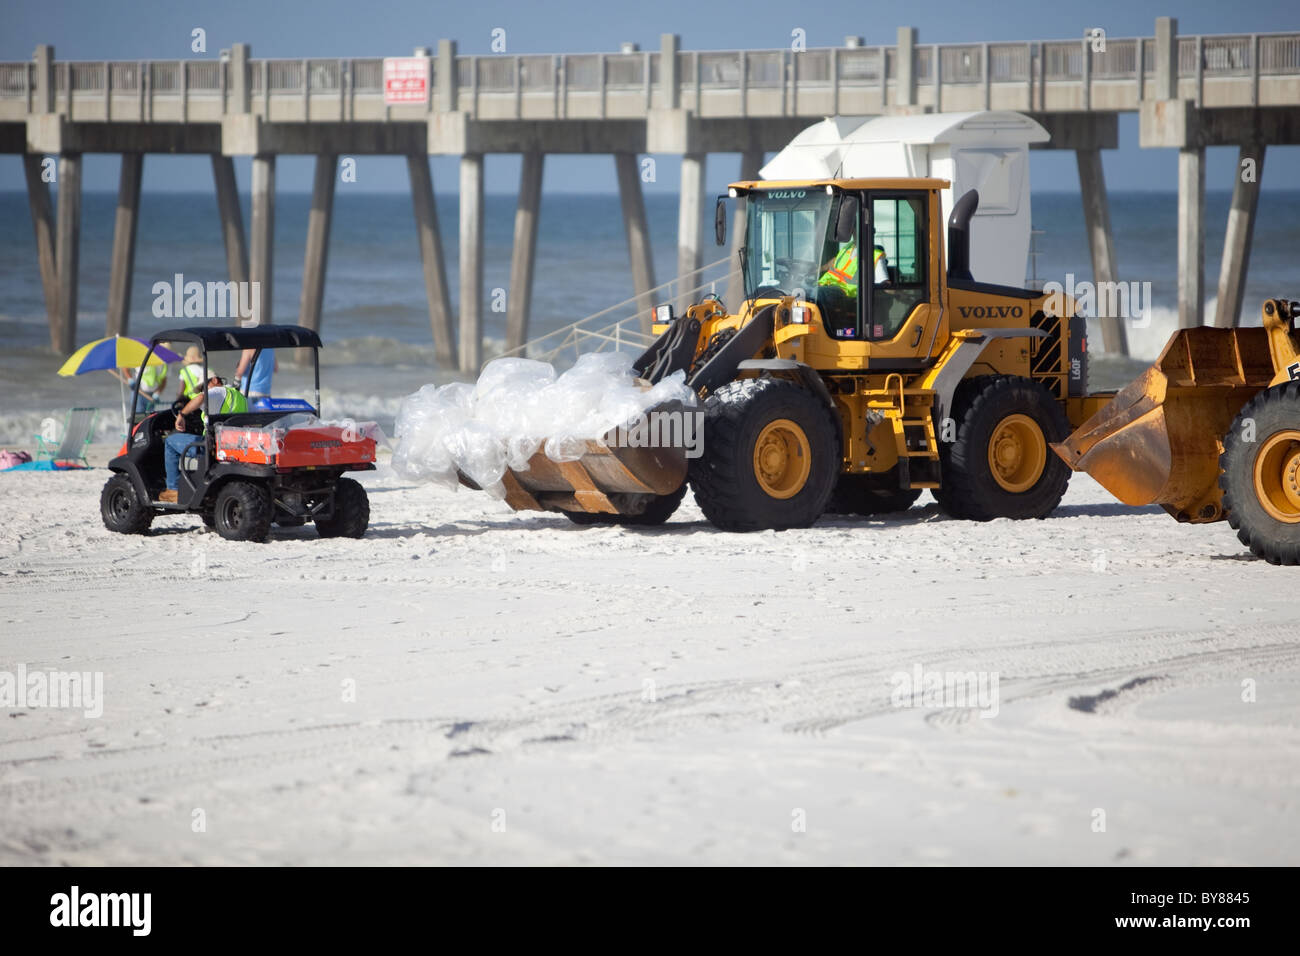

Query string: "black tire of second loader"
[[1221, 381, 1300, 566]]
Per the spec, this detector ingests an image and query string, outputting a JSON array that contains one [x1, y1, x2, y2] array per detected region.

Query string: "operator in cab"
[[159, 374, 248, 504], [818, 242, 891, 294]]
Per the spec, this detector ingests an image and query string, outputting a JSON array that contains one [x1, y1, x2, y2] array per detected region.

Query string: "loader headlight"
[[791, 305, 808, 324], [655, 304, 675, 324]]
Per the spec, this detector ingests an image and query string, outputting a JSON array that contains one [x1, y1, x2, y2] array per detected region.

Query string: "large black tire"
[[212, 480, 274, 542], [827, 473, 922, 516], [688, 377, 839, 532], [100, 473, 154, 535], [316, 477, 370, 539], [934, 375, 1070, 521], [562, 483, 688, 527], [1221, 382, 1300, 565]]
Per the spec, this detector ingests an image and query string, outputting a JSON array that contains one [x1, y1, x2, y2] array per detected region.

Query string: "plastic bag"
[[391, 349, 698, 496]]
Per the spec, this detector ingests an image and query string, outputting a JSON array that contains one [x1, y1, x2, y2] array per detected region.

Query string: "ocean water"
[[2, 188, 1299, 443]]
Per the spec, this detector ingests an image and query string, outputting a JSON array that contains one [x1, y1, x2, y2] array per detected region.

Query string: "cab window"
[[869, 193, 928, 341]]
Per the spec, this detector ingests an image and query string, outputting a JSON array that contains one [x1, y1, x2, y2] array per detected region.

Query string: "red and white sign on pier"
[[383, 57, 429, 105]]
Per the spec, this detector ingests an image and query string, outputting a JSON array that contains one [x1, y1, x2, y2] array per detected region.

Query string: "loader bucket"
[[494, 400, 691, 516], [1052, 327, 1275, 523]]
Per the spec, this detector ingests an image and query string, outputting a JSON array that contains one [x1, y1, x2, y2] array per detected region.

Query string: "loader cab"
[[736, 179, 946, 369]]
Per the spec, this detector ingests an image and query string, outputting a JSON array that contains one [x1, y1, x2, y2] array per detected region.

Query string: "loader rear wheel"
[[689, 377, 838, 532], [827, 473, 922, 516], [935, 376, 1070, 521], [1221, 382, 1300, 565]]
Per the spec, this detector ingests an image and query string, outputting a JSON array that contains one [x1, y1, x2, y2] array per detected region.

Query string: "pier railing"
[[3, 31, 1299, 123]]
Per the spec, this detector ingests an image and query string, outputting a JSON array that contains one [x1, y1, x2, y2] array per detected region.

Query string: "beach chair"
[[34, 407, 97, 467]]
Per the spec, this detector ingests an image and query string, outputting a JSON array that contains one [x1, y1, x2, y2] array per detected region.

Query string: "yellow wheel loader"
[[494, 176, 1300, 563], [498, 177, 1099, 530], [1054, 297, 1300, 565]]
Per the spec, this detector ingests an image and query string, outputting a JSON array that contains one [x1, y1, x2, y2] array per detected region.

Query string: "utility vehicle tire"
[[101, 473, 154, 535], [934, 375, 1070, 521], [1221, 382, 1300, 565], [689, 377, 839, 532], [212, 480, 274, 542], [316, 477, 369, 539], [827, 474, 922, 516], [561, 483, 688, 527]]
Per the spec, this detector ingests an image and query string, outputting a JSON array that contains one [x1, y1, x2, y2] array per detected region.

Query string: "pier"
[[4, 17, 1299, 366]]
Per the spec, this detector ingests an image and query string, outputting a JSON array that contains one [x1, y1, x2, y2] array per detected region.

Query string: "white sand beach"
[[1, 446, 1296, 865]]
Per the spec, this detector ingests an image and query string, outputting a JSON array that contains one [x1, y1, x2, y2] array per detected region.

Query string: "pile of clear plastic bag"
[[391, 353, 695, 496]]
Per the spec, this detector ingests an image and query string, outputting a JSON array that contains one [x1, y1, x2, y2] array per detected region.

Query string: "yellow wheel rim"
[[987, 413, 1047, 494], [753, 418, 811, 499], [1252, 429, 1300, 524]]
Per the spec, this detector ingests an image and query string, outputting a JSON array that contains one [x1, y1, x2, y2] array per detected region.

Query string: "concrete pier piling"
[[458, 152, 485, 373], [21, 154, 59, 347], [211, 155, 250, 313], [676, 152, 706, 312], [105, 153, 143, 337], [54, 153, 82, 355], [1177, 146, 1206, 329], [614, 151, 657, 331], [1213, 143, 1265, 329], [1075, 148, 1127, 355], [406, 155, 457, 368], [505, 151, 544, 352], [726, 150, 764, 310], [249, 154, 276, 327], [298, 153, 337, 335], [5, 19, 1298, 360]]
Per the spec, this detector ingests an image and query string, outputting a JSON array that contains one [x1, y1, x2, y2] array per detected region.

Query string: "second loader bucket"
[[1052, 326, 1275, 523], [494, 400, 692, 516]]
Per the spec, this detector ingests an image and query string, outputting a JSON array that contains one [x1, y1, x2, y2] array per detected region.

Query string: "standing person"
[[116, 361, 168, 413], [234, 347, 277, 406]]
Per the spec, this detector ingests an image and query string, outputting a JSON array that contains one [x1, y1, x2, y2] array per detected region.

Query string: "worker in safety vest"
[[118, 361, 169, 412], [177, 346, 206, 401], [818, 243, 891, 293], [160, 375, 249, 503]]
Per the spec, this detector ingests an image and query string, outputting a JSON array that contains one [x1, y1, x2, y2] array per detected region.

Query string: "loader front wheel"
[[1221, 382, 1300, 565], [689, 378, 838, 532], [935, 376, 1070, 521]]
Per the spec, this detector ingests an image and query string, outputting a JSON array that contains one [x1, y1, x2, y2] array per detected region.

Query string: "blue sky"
[[3, 0, 1298, 194]]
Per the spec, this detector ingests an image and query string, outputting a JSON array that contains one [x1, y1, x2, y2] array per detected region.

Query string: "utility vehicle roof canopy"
[[151, 324, 322, 352]]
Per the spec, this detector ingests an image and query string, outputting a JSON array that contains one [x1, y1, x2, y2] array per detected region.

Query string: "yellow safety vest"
[[819, 245, 880, 293], [140, 364, 167, 392], [201, 386, 248, 427], [180, 363, 204, 398]]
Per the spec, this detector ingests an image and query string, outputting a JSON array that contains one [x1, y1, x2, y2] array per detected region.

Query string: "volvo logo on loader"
[[958, 305, 1024, 319]]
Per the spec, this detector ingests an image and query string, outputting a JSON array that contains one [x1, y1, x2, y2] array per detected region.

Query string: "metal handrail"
[[5, 30, 1299, 106], [499, 257, 740, 364]]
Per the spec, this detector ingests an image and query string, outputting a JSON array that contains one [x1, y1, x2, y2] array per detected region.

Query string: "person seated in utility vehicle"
[[159, 375, 248, 504]]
